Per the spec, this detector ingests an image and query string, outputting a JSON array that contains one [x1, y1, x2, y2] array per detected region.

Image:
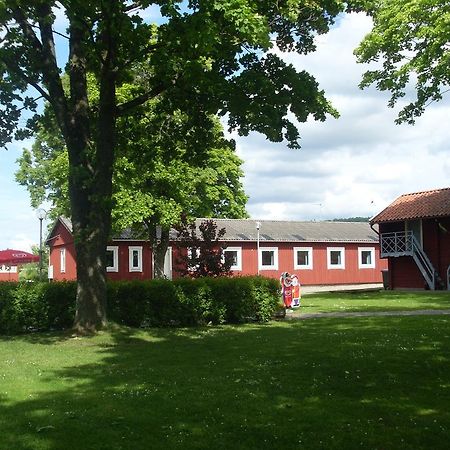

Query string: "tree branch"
[[10, 3, 43, 53], [33, 2, 69, 137], [116, 82, 167, 115], [29, 23, 69, 40]]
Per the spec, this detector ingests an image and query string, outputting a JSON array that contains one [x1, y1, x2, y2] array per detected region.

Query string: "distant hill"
[[330, 217, 370, 222]]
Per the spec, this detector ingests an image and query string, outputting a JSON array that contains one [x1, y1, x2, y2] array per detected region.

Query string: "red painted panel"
[[0, 271, 19, 281], [107, 241, 152, 281], [46, 218, 386, 286], [390, 256, 425, 289], [385, 217, 450, 290], [236, 241, 385, 285]]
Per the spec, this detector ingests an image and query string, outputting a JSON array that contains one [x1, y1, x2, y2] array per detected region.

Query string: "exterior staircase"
[[380, 231, 442, 290]]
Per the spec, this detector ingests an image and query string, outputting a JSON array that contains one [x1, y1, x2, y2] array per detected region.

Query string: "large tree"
[[16, 99, 249, 278], [354, 0, 450, 123], [1, 0, 343, 331]]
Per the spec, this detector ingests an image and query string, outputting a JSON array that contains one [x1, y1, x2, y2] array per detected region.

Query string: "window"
[[358, 247, 375, 269], [129, 246, 143, 272], [187, 247, 201, 271], [106, 246, 119, 272], [258, 247, 278, 270], [60, 248, 66, 273], [223, 247, 242, 271], [294, 247, 313, 270], [327, 247, 345, 269]]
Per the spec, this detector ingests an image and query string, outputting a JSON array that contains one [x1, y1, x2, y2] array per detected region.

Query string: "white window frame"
[[222, 246, 242, 271], [106, 246, 119, 272], [293, 247, 313, 270], [60, 248, 66, 273], [258, 247, 279, 271], [358, 247, 375, 269], [129, 246, 143, 272], [327, 247, 345, 269]]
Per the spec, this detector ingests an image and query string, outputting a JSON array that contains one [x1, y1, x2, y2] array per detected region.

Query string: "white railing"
[[380, 231, 436, 290], [380, 231, 414, 257]]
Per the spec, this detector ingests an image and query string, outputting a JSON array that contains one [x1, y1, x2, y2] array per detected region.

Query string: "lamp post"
[[256, 221, 261, 275], [36, 208, 47, 281]]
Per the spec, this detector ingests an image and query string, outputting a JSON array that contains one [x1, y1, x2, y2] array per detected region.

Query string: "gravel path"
[[285, 309, 450, 320]]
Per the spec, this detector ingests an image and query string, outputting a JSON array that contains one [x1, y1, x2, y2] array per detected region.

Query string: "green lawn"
[[1, 312, 450, 449], [300, 290, 450, 313]]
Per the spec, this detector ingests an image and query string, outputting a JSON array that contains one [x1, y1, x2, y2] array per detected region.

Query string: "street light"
[[256, 221, 261, 275], [36, 208, 47, 281]]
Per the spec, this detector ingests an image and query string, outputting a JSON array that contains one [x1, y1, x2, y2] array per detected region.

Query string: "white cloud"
[[1, 11, 449, 250], [234, 12, 450, 222]]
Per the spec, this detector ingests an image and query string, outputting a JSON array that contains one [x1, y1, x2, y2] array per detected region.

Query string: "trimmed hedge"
[[0, 277, 281, 334]]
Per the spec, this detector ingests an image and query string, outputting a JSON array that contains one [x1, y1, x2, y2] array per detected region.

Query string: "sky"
[[1, 11, 449, 251]]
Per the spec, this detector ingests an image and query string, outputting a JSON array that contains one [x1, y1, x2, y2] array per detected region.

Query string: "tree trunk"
[[68, 3, 117, 332], [152, 228, 170, 279], [73, 227, 109, 332]]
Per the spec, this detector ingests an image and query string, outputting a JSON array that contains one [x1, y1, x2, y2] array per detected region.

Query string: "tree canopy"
[[354, 0, 450, 123], [1, 0, 345, 331]]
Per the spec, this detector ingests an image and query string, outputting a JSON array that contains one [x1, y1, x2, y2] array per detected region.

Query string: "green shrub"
[[0, 276, 282, 334]]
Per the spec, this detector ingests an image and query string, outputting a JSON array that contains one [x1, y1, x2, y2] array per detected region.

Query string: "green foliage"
[[108, 276, 280, 328], [18, 245, 49, 282], [2, 0, 345, 329], [0, 277, 280, 334], [0, 282, 76, 334], [354, 0, 450, 123]]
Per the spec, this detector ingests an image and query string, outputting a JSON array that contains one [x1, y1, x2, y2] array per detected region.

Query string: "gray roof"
[[49, 217, 379, 244], [194, 219, 379, 243]]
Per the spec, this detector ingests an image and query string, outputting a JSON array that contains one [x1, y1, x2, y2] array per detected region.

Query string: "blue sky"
[[1, 11, 449, 251]]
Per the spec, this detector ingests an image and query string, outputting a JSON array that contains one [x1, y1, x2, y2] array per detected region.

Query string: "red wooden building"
[[370, 187, 450, 290], [47, 217, 386, 286]]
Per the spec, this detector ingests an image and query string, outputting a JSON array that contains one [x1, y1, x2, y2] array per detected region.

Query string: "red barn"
[[47, 217, 386, 286], [371, 187, 450, 290]]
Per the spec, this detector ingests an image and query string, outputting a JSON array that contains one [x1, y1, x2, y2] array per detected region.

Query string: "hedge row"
[[0, 276, 282, 334]]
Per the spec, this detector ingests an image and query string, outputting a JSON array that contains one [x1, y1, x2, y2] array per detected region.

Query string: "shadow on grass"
[[1, 316, 450, 449]]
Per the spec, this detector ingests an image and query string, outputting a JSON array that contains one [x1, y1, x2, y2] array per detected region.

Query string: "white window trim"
[[358, 247, 375, 269], [129, 246, 143, 272], [60, 248, 66, 273], [293, 247, 313, 270], [327, 247, 345, 269], [222, 246, 242, 271], [106, 246, 119, 272], [258, 247, 279, 271]]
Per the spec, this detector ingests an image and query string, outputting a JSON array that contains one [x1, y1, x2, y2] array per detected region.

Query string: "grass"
[[1, 311, 450, 449], [300, 290, 450, 313]]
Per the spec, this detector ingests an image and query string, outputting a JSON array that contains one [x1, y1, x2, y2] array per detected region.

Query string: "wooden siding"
[[221, 241, 385, 285], [46, 223, 386, 285], [0, 269, 19, 282], [389, 256, 426, 289], [380, 217, 450, 289], [107, 241, 152, 281], [48, 222, 77, 281]]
